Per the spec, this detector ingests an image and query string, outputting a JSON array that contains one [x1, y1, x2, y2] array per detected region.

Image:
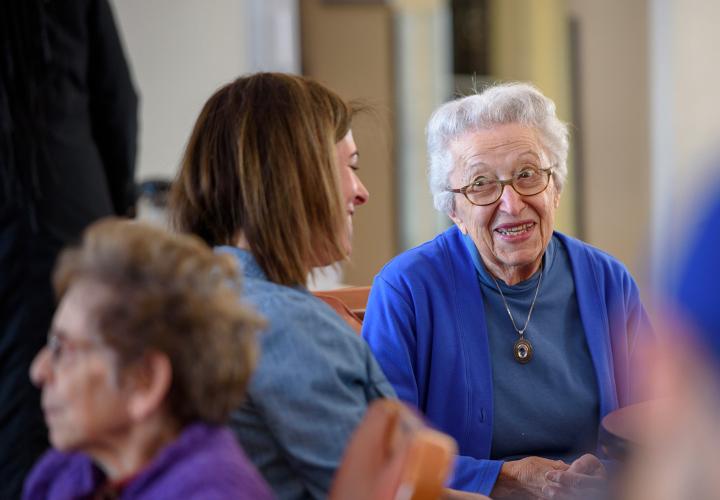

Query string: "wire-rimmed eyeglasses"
[[45, 331, 104, 365], [447, 166, 555, 207]]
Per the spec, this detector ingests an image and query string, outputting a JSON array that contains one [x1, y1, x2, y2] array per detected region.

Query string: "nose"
[[352, 172, 369, 207], [30, 347, 52, 387], [497, 182, 526, 215]]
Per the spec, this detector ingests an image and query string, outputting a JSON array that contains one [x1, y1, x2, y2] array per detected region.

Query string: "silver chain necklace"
[[489, 263, 544, 364]]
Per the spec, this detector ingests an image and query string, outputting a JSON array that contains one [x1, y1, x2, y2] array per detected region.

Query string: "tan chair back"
[[314, 285, 371, 334], [314, 285, 371, 320], [330, 400, 457, 500]]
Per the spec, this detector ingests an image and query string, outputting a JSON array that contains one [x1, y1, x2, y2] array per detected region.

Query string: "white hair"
[[427, 82, 569, 214]]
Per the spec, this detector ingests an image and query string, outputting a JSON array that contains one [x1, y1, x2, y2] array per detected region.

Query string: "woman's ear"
[[448, 210, 468, 235], [125, 352, 173, 422]]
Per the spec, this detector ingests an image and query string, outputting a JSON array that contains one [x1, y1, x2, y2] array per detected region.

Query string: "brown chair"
[[314, 285, 371, 320], [314, 285, 371, 334], [315, 293, 363, 334], [329, 399, 460, 500]]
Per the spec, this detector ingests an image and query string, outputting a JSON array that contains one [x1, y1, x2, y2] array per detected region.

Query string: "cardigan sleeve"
[[363, 274, 503, 495], [451, 457, 504, 494], [618, 265, 655, 406], [362, 275, 419, 405]]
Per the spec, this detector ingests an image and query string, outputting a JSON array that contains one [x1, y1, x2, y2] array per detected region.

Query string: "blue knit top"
[[463, 234, 599, 461]]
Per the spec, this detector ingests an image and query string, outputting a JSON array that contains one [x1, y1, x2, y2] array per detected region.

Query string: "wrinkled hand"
[[541, 453, 607, 499], [491, 456, 569, 499]]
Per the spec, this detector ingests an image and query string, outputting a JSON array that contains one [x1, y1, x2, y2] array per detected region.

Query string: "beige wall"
[[111, 0, 249, 182], [492, 0, 651, 286], [491, 0, 575, 235], [300, 0, 397, 285], [568, 0, 650, 284], [668, 0, 720, 196]]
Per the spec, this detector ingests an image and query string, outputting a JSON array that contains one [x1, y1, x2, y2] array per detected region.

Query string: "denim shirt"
[[217, 247, 395, 500]]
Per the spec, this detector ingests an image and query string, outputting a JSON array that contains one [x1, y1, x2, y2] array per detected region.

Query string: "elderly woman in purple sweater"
[[23, 219, 272, 499]]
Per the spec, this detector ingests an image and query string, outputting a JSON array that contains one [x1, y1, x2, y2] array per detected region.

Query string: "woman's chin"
[[337, 231, 353, 261], [47, 430, 75, 452]]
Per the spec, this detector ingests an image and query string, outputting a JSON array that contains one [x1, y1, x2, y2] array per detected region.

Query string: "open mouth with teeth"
[[495, 222, 536, 236]]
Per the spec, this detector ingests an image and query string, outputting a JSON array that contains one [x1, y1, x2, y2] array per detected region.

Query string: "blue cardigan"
[[362, 226, 652, 495]]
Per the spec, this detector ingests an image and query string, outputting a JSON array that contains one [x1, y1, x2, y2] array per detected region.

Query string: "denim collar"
[[215, 246, 267, 279], [214, 245, 310, 294]]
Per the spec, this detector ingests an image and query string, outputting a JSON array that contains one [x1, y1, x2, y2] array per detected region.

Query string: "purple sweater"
[[23, 423, 273, 500]]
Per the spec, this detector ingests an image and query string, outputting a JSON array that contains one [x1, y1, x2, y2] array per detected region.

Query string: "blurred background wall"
[[110, 0, 720, 296], [649, 0, 720, 288], [568, 0, 649, 285], [299, 0, 398, 285], [112, 0, 250, 181]]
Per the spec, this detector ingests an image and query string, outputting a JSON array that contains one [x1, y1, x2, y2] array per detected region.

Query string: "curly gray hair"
[[427, 82, 569, 214]]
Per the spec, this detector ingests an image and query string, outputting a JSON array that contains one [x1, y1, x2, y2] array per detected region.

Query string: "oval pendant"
[[514, 338, 533, 364]]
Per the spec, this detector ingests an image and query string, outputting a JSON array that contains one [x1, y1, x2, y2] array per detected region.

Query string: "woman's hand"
[[491, 456, 569, 499], [541, 453, 607, 499]]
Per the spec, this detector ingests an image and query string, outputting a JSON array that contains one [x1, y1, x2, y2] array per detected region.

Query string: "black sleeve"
[[87, 0, 139, 216]]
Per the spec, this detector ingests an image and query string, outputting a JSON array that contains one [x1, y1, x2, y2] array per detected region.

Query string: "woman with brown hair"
[[170, 72, 395, 500], [23, 219, 272, 499]]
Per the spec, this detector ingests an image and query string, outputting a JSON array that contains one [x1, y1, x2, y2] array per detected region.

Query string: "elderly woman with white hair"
[[362, 83, 652, 499]]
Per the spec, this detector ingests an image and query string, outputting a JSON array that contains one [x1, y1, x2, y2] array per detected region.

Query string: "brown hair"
[[53, 218, 264, 425], [169, 72, 353, 285]]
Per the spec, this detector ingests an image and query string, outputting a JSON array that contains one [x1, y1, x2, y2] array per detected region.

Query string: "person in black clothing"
[[0, 0, 138, 496]]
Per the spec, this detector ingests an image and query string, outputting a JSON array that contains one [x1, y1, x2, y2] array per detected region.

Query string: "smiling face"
[[30, 280, 134, 453], [448, 123, 560, 285], [335, 129, 369, 256]]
